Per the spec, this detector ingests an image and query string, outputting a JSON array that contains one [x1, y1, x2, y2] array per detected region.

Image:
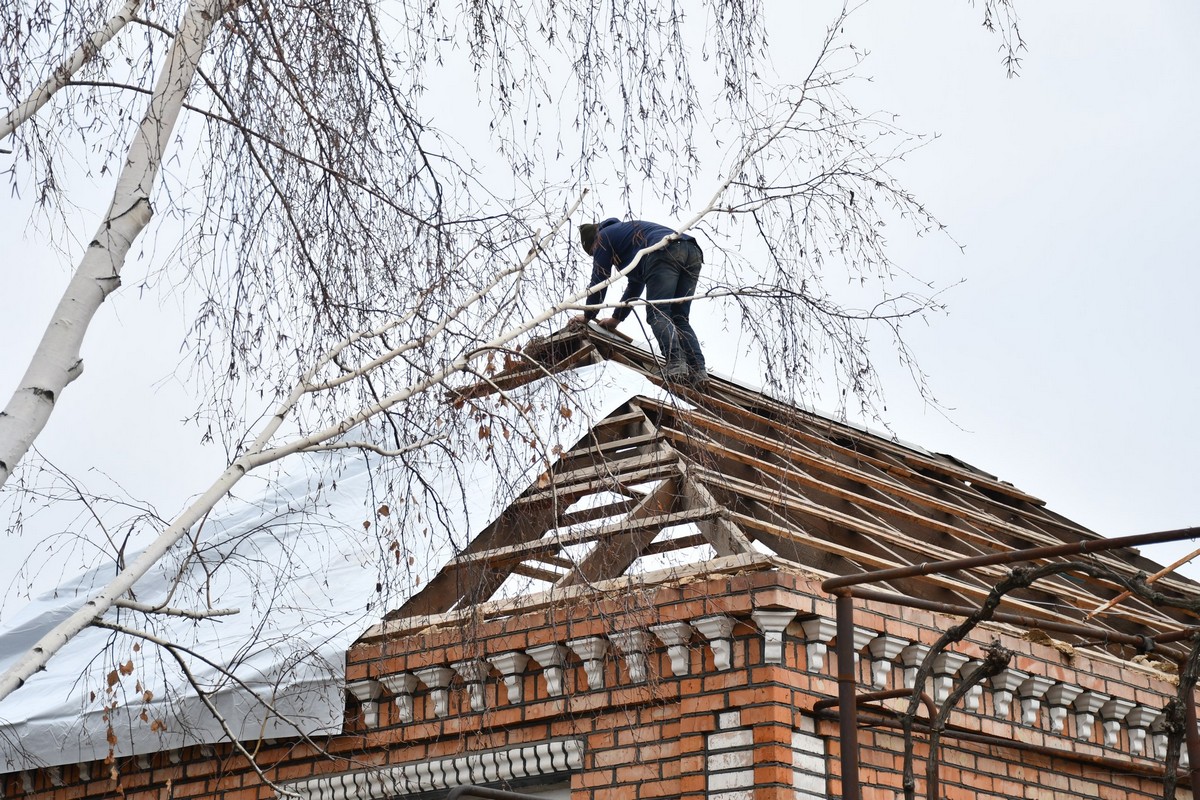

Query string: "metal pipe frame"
[[821, 526, 1200, 800], [822, 526, 1200, 594], [814, 706, 1173, 781], [814, 688, 940, 800], [844, 586, 1200, 652]]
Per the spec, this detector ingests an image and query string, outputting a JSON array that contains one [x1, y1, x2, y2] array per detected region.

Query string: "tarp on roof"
[[0, 361, 674, 772]]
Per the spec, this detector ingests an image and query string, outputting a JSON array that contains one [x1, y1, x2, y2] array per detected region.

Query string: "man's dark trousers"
[[642, 240, 705, 373]]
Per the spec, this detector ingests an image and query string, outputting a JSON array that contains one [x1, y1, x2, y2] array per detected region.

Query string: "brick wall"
[[2, 568, 1187, 800]]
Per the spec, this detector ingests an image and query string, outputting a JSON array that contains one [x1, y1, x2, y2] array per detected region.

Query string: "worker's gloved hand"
[[567, 314, 588, 327], [598, 317, 621, 331]]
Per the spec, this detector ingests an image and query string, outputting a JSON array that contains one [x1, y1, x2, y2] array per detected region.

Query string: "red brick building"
[[3, 327, 1198, 800]]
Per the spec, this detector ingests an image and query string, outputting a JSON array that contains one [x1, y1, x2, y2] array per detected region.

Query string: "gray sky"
[[1, 0, 1198, 616]]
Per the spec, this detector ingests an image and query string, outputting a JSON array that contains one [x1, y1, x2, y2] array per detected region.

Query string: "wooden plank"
[[725, 509, 1179, 634], [679, 462, 756, 557], [514, 458, 679, 507], [559, 498, 639, 526], [446, 506, 723, 567], [510, 563, 565, 583], [662, 422, 1142, 584], [556, 471, 681, 586], [699, 469, 1187, 632], [370, 552, 781, 639], [645, 394, 1052, 509], [641, 533, 710, 555]]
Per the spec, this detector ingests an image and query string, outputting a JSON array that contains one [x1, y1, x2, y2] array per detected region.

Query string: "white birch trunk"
[[0, 0, 224, 489], [0, 0, 143, 141]]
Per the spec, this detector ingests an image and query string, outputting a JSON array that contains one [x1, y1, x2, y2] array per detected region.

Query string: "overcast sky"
[[1, 0, 1197, 617]]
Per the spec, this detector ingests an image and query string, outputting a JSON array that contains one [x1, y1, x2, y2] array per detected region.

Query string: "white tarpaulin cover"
[[0, 361, 675, 772]]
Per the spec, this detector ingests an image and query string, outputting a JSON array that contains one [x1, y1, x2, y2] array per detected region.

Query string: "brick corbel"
[[931, 651, 969, 704], [415, 666, 455, 718], [799, 616, 837, 674], [452, 659, 490, 712], [956, 660, 985, 712], [1017, 675, 1056, 727], [751, 608, 797, 665], [380, 673, 420, 723], [1099, 698, 1135, 748], [526, 643, 569, 695], [609, 630, 651, 683], [567, 637, 609, 690], [1125, 705, 1160, 755], [899, 643, 931, 690], [1072, 690, 1110, 742], [651, 621, 695, 676], [989, 668, 1028, 718], [346, 679, 385, 727], [488, 652, 530, 704], [693, 615, 737, 671], [866, 634, 907, 689]]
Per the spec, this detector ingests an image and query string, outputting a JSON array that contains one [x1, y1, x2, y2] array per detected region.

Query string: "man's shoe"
[[663, 360, 689, 381], [686, 368, 710, 388]]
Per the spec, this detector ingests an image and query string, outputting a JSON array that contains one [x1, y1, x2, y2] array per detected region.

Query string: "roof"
[[1, 323, 1195, 772], [395, 324, 1200, 649]]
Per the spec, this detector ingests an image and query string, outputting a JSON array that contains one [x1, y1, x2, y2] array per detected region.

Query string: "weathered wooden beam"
[[446, 506, 723, 568]]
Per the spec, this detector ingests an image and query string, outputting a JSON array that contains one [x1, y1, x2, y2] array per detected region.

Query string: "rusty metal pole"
[[822, 526, 1200, 594], [1186, 691, 1200, 799], [835, 592, 861, 800]]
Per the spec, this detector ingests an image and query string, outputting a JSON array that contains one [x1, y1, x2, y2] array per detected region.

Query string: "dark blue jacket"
[[585, 218, 696, 321]]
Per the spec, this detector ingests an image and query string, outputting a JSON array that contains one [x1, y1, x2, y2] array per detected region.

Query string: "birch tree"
[[0, 0, 1023, 710]]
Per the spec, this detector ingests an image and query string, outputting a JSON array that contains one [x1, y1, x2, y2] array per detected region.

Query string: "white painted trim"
[[278, 739, 584, 800]]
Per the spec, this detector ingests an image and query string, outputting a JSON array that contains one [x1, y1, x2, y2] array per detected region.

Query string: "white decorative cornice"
[[488, 653, 530, 705], [379, 673, 420, 723], [1017, 675, 1055, 726], [1100, 698, 1135, 748], [1071, 691, 1110, 742], [526, 644, 569, 695], [280, 739, 585, 800], [567, 637, 609, 690], [651, 622, 695, 675], [800, 617, 837, 673], [899, 643, 931, 690], [609, 630, 651, 683], [1125, 706, 1160, 756], [989, 669, 1028, 718], [1044, 683, 1083, 734], [867, 634, 907, 689], [452, 660, 490, 712], [693, 615, 737, 671], [751, 609, 797, 665], [415, 666, 455, 718], [346, 679, 386, 727], [931, 652, 970, 704]]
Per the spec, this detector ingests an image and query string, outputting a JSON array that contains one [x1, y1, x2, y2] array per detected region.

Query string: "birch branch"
[[92, 620, 301, 798], [0, 0, 228, 490], [0, 190, 582, 703], [299, 434, 445, 458], [112, 598, 239, 619], [0, 0, 142, 140], [0, 64, 832, 699]]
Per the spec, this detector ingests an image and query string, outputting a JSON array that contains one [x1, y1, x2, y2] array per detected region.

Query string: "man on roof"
[[572, 217, 708, 385]]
